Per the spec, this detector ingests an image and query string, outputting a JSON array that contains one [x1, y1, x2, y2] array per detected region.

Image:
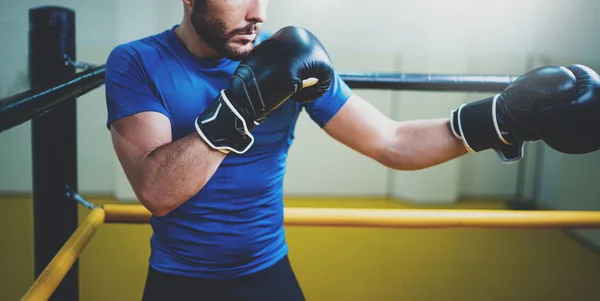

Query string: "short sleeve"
[[104, 44, 169, 129], [303, 72, 353, 128]]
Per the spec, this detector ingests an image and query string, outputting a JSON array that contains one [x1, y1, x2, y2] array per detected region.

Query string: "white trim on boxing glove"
[[491, 94, 511, 145], [449, 109, 461, 140], [194, 89, 255, 155], [456, 103, 475, 153], [201, 102, 223, 123], [494, 144, 525, 164]]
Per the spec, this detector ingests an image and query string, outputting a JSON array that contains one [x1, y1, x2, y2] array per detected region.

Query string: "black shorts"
[[141, 255, 305, 301]]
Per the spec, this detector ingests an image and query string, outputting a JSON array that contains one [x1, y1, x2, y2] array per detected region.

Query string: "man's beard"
[[190, 6, 260, 61]]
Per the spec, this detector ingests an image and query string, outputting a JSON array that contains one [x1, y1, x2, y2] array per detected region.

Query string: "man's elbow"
[[136, 187, 176, 217], [145, 203, 172, 217], [377, 153, 421, 171], [375, 135, 424, 171], [376, 144, 448, 171], [133, 171, 210, 217]]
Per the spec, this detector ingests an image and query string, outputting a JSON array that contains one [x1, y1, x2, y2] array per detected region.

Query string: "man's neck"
[[175, 21, 223, 60]]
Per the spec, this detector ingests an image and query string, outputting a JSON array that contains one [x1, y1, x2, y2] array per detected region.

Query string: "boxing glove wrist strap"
[[195, 90, 256, 155], [451, 95, 524, 163]]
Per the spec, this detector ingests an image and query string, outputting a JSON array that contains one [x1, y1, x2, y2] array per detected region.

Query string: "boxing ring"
[[1, 6, 599, 301], [20, 199, 600, 301]]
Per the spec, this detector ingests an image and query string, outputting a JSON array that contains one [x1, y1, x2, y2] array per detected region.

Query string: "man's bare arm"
[[110, 111, 226, 216], [323, 93, 467, 171]]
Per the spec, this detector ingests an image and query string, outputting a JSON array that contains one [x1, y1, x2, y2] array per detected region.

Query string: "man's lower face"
[[209, 37, 255, 60], [224, 38, 256, 59], [190, 9, 259, 60]]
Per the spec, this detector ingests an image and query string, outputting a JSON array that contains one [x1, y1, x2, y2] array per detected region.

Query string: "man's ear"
[[182, 0, 194, 9]]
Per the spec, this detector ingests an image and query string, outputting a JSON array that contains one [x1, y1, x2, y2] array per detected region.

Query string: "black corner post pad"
[[29, 6, 80, 301]]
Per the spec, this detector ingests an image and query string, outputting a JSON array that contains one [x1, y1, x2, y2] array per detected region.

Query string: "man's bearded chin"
[[190, 13, 259, 61]]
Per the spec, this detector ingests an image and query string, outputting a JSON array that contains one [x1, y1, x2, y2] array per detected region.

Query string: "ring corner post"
[[29, 6, 79, 301]]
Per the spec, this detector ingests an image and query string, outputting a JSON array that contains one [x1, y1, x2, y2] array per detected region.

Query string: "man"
[[105, 0, 599, 300]]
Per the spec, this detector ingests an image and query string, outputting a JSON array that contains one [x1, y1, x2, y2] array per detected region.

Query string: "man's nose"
[[247, 0, 267, 23]]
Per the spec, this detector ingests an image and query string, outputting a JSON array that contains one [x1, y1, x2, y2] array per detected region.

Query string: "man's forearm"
[[137, 133, 226, 216], [383, 118, 468, 170]]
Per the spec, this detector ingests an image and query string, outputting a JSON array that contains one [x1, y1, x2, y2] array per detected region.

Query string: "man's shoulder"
[[107, 29, 171, 67]]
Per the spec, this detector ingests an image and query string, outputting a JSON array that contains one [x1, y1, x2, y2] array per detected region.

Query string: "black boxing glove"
[[538, 65, 600, 154], [195, 26, 334, 154], [450, 65, 599, 163]]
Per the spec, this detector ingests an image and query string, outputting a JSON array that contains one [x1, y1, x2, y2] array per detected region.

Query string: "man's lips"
[[234, 33, 257, 42]]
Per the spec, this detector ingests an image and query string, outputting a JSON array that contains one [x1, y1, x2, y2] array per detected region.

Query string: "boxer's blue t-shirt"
[[104, 25, 352, 280]]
